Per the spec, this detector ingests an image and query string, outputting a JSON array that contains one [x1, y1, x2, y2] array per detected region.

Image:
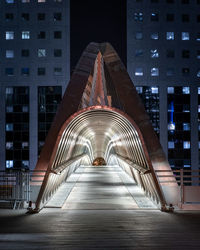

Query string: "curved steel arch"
[[33, 43, 179, 212]]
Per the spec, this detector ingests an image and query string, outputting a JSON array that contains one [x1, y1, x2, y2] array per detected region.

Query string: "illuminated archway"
[[33, 43, 179, 212]]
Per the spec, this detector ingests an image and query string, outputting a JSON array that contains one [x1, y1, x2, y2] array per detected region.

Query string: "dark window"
[[182, 0, 189, 3], [166, 13, 174, 22], [151, 13, 159, 21], [54, 67, 62, 75], [5, 68, 14, 76], [168, 86, 191, 173], [21, 13, 29, 21], [54, 49, 62, 57], [21, 68, 30, 76], [197, 50, 200, 59], [136, 86, 159, 135], [166, 0, 174, 3], [21, 49, 29, 57], [54, 31, 62, 39], [182, 50, 190, 58], [182, 68, 190, 75], [37, 31, 46, 39], [38, 13, 45, 20], [5, 87, 29, 170], [54, 12, 62, 21], [38, 68, 46, 75], [166, 50, 175, 58], [197, 0, 200, 4], [151, 0, 159, 2], [182, 14, 189, 22], [38, 86, 62, 155], [197, 15, 200, 22], [5, 13, 14, 21]]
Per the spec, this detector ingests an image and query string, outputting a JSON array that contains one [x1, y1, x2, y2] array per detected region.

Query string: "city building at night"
[[127, 0, 199, 173], [0, 0, 70, 170]]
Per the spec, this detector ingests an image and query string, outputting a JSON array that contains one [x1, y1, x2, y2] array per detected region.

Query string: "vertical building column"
[[0, 86, 5, 170], [190, 86, 198, 183], [159, 86, 168, 157], [29, 85, 38, 170]]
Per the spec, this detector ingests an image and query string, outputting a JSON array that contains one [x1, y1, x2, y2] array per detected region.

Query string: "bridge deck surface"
[[46, 165, 157, 209]]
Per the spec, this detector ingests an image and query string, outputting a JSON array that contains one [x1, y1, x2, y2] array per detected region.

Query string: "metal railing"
[[156, 169, 200, 205], [0, 170, 46, 209]]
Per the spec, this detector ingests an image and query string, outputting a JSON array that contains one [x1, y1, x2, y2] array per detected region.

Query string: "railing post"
[[180, 168, 184, 205]]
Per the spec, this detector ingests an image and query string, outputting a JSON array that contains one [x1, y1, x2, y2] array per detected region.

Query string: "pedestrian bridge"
[[32, 42, 180, 212]]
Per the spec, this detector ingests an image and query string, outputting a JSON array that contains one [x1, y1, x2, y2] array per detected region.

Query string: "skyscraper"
[[127, 0, 199, 173], [0, 0, 70, 170]]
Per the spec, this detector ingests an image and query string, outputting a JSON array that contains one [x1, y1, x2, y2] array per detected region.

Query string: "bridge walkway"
[[45, 165, 157, 210]]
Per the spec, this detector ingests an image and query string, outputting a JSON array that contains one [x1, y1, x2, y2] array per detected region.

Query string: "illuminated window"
[[135, 49, 143, 57], [166, 32, 174, 40], [167, 87, 174, 94], [134, 12, 143, 22], [197, 70, 200, 77], [38, 49, 46, 57], [150, 49, 159, 58], [6, 160, 13, 169], [168, 141, 175, 149], [6, 123, 13, 131], [196, 33, 200, 41], [6, 31, 14, 40], [6, 142, 13, 150], [183, 123, 190, 131], [182, 87, 190, 94], [182, 32, 189, 40], [6, 50, 14, 58], [22, 31, 30, 39], [151, 68, 159, 76], [38, 0, 46, 2], [151, 87, 158, 94], [135, 32, 143, 40], [6, 0, 14, 3], [135, 68, 143, 76], [22, 0, 30, 2], [183, 141, 190, 149], [151, 33, 159, 40], [197, 51, 200, 59]]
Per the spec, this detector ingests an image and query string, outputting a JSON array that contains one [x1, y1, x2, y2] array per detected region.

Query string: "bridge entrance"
[[31, 43, 179, 213]]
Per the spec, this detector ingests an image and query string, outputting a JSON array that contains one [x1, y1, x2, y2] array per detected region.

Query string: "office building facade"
[[127, 0, 199, 172], [0, 0, 70, 170]]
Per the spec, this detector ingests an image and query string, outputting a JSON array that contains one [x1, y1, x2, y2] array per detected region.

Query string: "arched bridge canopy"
[[34, 42, 178, 211]]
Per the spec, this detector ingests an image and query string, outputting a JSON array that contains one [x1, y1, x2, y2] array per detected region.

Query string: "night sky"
[[70, 0, 126, 71]]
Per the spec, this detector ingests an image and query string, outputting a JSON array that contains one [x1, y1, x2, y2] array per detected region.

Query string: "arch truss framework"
[[33, 43, 179, 212]]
